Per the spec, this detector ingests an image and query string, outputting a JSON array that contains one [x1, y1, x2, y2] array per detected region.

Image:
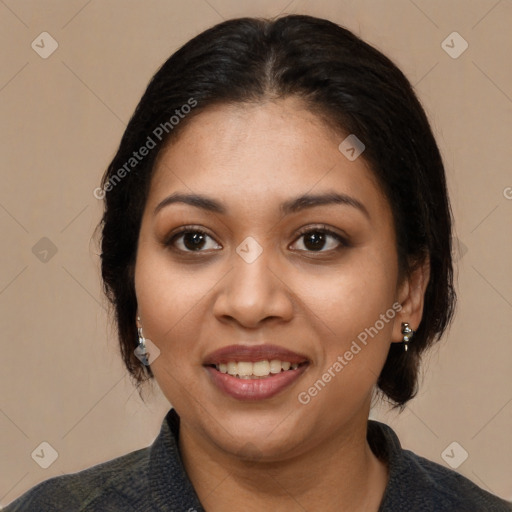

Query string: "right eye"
[[164, 226, 222, 253]]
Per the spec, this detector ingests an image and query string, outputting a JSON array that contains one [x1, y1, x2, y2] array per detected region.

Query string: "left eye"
[[290, 227, 347, 252]]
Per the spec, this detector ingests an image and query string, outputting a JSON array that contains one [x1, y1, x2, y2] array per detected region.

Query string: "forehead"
[[148, 98, 389, 221]]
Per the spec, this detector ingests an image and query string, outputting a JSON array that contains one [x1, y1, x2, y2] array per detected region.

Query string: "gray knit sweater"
[[4, 408, 512, 511]]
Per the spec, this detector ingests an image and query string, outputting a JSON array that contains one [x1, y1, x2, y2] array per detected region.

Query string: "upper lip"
[[203, 344, 310, 365]]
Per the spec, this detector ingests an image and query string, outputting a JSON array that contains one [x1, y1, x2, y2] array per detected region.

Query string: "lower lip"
[[204, 364, 309, 401]]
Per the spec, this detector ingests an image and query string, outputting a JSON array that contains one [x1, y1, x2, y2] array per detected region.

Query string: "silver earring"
[[135, 317, 150, 366], [401, 322, 415, 352]]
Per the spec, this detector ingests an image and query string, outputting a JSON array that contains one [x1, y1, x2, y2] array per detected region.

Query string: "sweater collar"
[[148, 408, 404, 511], [148, 408, 205, 511]]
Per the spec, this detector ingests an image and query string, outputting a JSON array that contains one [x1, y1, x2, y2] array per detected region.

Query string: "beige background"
[[1, 0, 511, 507]]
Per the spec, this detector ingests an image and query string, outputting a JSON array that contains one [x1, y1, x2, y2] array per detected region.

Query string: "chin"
[[202, 406, 310, 459]]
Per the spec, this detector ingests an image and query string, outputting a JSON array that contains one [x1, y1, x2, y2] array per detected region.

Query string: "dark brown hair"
[[98, 14, 456, 407]]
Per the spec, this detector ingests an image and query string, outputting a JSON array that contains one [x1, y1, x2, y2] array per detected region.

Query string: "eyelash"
[[294, 225, 349, 252], [164, 224, 349, 255]]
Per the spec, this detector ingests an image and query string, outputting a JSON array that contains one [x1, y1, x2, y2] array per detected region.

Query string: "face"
[[134, 97, 415, 461]]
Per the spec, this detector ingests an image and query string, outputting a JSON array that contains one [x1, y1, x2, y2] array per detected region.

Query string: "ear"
[[391, 255, 430, 343]]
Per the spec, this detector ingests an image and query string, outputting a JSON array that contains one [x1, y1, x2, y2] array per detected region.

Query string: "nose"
[[212, 245, 294, 329]]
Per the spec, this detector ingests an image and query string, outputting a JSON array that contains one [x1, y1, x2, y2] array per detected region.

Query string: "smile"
[[212, 359, 304, 378], [204, 361, 309, 400]]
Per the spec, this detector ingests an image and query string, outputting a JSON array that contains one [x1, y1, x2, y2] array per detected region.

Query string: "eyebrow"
[[154, 191, 370, 219]]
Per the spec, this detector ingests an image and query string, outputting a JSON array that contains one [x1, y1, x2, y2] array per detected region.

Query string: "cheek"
[[134, 247, 213, 405], [134, 244, 220, 361], [295, 249, 398, 405], [302, 250, 398, 337], [296, 269, 397, 418]]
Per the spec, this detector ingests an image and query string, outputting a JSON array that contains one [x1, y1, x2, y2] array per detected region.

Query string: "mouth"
[[205, 360, 309, 379], [203, 344, 310, 401]]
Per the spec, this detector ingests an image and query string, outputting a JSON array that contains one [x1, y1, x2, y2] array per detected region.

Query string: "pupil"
[[304, 232, 325, 251], [184, 232, 205, 251], [182, 231, 327, 251]]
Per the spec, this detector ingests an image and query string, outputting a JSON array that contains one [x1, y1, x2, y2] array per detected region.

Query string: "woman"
[[5, 14, 511, 512]]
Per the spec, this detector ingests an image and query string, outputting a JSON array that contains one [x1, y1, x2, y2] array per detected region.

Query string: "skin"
[[134, 96, 430, 512]]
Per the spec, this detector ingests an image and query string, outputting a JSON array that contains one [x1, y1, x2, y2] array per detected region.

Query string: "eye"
[[164, 224, 348, 254], [164, 226, 222, 253], [290, 225, 348, 253]]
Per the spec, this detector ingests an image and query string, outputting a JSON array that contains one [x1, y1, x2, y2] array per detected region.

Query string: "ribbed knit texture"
[[4, 408, 511, 511]]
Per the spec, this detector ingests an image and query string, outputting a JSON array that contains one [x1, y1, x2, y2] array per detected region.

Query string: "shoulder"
[[3, 445, 150, 512], [369, 420, 512, 512], [399, 448, 512, 511], [4, 408, 204, 512]]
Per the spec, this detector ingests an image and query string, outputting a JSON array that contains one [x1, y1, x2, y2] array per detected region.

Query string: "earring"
[[401, 322, 415, 352], [135, 317, 150, 366]]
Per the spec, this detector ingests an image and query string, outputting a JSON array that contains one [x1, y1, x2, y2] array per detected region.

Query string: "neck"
[[177, 410, 389, 512]]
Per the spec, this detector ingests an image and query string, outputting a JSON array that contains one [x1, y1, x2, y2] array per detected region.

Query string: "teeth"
[[253, 360, 270, 376], [269, 359, 282, 374], [214, 360, 304, 378], [237, 361, 253, 376]]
